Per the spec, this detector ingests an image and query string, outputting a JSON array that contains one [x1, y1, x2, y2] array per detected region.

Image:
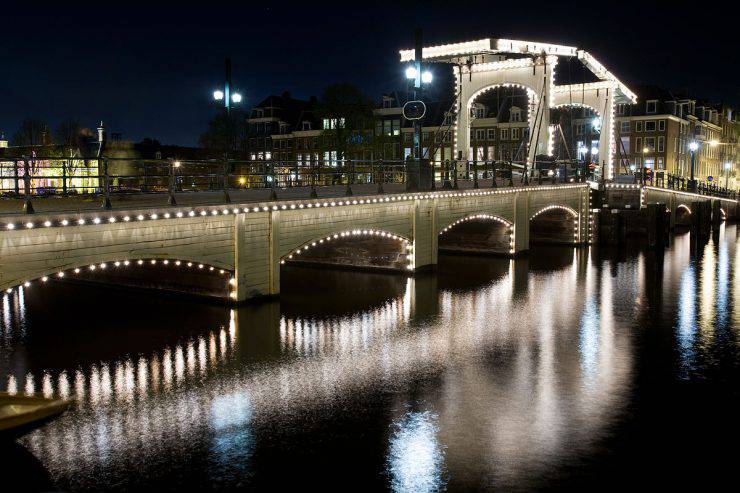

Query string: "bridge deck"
[[0, 178, 543, 217]]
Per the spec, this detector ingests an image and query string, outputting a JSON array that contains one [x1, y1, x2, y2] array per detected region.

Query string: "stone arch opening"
[[280, 229, 413, 272], [466, 84, 537, 164], [529, 205, 579, 244], [675, 204, 692, 227], [2, 258, 234, 300], [438, 214, 514, 255]]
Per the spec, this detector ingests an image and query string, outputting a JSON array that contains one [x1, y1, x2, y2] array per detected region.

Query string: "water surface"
[[1, 225, 738, 491]]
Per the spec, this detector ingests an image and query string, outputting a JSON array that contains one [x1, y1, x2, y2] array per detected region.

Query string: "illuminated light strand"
[[439, 213, 516, 254], [1, 258, 233, 296], [280, 229, 415, 270], [0, 183, 591, 231]]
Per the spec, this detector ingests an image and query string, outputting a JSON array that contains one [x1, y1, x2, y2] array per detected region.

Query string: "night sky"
[[1, 1, 736, 146]]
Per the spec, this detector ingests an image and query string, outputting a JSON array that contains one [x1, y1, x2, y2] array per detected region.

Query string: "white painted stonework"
[[0, 186, 590, 300]]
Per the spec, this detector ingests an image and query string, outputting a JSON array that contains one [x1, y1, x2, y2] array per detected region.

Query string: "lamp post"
[[725, 162, 732, 190], [642, 146, 649, 185], [404, 28, 433, 191], [688, 141, 699, 192], [212, 57, 242, 116], [211, 57, 242, 203]]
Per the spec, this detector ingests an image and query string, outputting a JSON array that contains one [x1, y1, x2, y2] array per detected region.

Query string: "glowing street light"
[[212, 57, 241, 115], [405, 66, 418, 80], [591, 117, 601, 132], [688, 141, 699, 191], [421, 70, 433, 84]]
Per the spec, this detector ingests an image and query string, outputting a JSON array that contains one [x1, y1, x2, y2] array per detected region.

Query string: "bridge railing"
[[647, 172, 737, 200], [0, 156, 596, 212]]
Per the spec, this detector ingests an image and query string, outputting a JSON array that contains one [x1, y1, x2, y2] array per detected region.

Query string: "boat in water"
[[0, 392, 70, 439]]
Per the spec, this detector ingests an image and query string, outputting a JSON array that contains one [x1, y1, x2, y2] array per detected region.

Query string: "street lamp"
[[725, 162, 732, 189], [688, 141, 699, 191], [212, 57, 242, 115], [403, 28, 433, 191]]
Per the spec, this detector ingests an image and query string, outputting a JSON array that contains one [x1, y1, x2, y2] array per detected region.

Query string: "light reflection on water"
[[0, 223, 737, 490]]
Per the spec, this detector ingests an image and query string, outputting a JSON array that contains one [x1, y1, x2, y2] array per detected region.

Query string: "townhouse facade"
[[615, 86, 732, 185]]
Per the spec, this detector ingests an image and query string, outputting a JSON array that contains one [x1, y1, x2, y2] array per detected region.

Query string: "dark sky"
[[1, 1, 737, 146]]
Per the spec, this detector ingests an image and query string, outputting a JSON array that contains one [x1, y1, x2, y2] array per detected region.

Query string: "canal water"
[[1, 225, 738, 491]]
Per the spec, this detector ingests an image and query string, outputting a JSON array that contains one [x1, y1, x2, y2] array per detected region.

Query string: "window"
[[620, 136, 630, 154], [511, 128, 520, 140], [488, 129, 496, 140], [645, 137, 655, 151], [617, 103, 629, 115], [576, 124, 585, 135], [636, 121, 643, 132], [500, 128, 509, 140], [382, 120, 392, 136], [510, 109, 522, 122], [471, 105, 486, 118], [254, 109, 264, 118], [403, 132, 412, 143], [636, 137, 642, 151], [382, 98, 392, 108], [443, 114, 453, 125], [475, 129, 486, 140], [657, 157, 664, 170], [323, 151, 338, 167], [322, 118, 345, 130], [645, 121, 656, 132], [487, 147, 495, 160], [302, 121, 311, 131], [658, 120, 665, 131], [657, 136, 664, 152], [646, 100, 657, 114], [620, 121, 630, 133]]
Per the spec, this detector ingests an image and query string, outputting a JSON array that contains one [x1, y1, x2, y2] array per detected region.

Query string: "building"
[[615, 86, 727, 184]]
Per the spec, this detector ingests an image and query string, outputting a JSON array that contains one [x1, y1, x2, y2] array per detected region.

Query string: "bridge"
[[400, 37, 638, 180], [2, 180, 736, 302], [1, 183, 591, 301]]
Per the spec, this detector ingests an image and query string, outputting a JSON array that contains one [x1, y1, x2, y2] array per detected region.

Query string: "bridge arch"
[[529, 204, 580, 244], [438, 213, 514, 255], [2, 257, 234, 300], [675, 203, 692, 227], [280, 228, 414, 272]]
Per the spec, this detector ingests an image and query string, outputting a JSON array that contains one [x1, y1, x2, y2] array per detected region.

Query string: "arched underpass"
[[281, 229, 413, 272], [675, 205, 692, 227], [529, 206, 578, 244], [438, 215, 513, 255], [3, 259, 233, 301]]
